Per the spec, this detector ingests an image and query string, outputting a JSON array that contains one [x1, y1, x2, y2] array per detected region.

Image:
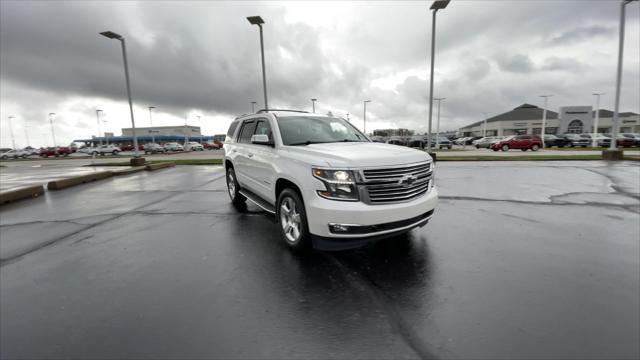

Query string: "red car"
[[39, 147, 72, 157], [120, 145, 145, 151], [491, 135, 543, 152], [203, 142, 223, 150], [615, 136, 635, 148]]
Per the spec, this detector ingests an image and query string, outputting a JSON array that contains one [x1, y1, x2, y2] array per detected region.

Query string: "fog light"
[[329, 224, 350, 233]]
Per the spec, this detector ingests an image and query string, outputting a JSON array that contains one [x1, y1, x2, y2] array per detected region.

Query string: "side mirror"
[[251, 134, 273, 146]]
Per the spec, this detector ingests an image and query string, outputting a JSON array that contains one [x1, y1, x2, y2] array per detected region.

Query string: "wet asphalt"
[[0, 162, 639, 359]]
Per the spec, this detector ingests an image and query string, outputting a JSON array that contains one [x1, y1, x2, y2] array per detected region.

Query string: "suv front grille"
[[361, 162, 432, 204]]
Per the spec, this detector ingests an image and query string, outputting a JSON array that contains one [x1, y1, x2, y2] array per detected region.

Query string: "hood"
[[283, 142, 431, 168]]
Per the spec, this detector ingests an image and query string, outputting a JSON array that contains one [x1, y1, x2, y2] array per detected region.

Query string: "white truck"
[[224, 110, 438, 250]]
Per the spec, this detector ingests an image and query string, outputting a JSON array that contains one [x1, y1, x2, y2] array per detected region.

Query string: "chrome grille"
[[361, 162, 433, 204]]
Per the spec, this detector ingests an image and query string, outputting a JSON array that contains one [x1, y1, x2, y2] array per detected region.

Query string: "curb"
[[47, 171, 113, 191], [112, 166, 146, 176], [0, 185, 45, 205], [145, 162, 175, 171]]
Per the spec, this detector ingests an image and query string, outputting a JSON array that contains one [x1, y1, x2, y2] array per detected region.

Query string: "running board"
[[239, 189, 276, 214]]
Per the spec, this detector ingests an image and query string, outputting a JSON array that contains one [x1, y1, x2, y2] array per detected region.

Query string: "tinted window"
[[238, 121, 257, 143], [226, 120, 239, 137]]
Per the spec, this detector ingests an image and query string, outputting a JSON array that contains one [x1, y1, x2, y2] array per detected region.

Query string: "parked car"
[[163, 142, 184, 152], [473, 136, 503, 149], [559, 134, 590, 148], [386, 137, 406, 146], [90, 145, 121, 156], [39, 147, 72, 157], [620, 133, 640, 147], [224, 111, 437, 250], [144, 143, 166, 154], [370, 136, 386, 143], [1, 149, 31, 159], [203, 142, 222, 150], [611, 135, 636, 148], [491, 135, 543, 151], [407, 136, 424, 148], [23, 146, 40, 156], [579, 133, 611, 147], [430, 137, 452, 149], [120, 144, 145, 151], [542, 134, 570, 148], [184, 141, 204, 151]]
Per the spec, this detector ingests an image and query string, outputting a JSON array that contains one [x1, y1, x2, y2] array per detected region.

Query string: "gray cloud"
[[1, 0, 639, 146]]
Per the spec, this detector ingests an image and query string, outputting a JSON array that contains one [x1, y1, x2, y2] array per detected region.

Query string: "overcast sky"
[[1, 0, 639, 147]]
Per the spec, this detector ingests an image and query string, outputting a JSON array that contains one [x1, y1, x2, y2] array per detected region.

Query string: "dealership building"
[[458, 103, 639, 137], [74, 125, 225, 146]]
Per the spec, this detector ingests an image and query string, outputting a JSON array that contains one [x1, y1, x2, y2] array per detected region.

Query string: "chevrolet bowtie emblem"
[[398, 174, 418, 186]]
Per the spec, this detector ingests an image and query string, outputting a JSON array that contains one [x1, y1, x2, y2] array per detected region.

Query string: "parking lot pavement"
[[1, 162, 638, 359], [0, 165, 124, 191]]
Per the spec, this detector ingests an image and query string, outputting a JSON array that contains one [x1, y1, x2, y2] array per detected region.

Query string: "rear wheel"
[[531, 144, 540, 151], [112, 150, 119, 155], [521, 148, 527, 151], [226, 167, 246, 208], [501, 144, 510, 152], [277, 188, 310, 250]]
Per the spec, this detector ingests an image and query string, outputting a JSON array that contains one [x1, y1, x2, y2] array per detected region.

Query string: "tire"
[[475, 145, 480, 149], [492, 148, 498, 152], [531, 144, 540, 151], [521, 148, 527, 151], [112, 151, 118, 155], [226, 167, 246, 208], [568, 143, 574, 148], [501, 144, 509, 152], [276, 188, 311, 250]]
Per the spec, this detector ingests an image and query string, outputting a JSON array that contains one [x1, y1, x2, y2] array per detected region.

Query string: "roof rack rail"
[[256, 109, 310, 114]]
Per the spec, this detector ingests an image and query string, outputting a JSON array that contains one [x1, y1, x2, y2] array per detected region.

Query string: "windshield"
[[277, 116, 369, 146], [503, 135, 515, 140]]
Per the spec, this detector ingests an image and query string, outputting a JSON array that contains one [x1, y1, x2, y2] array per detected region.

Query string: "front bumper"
[[305, 185, 438, 248]]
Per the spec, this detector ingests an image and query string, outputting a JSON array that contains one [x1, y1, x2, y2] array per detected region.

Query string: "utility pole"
[[96, 109, 103, 146], [539, 95, 553, 148], [8, 116, 16, 149], [48, 113, 57, 146], [592, 93, 604, 147]]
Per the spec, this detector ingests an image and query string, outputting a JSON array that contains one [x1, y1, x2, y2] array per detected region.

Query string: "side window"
[[226, 120, 239, 137], [238, 121, 257, 143], [254, 119, 272, 141]]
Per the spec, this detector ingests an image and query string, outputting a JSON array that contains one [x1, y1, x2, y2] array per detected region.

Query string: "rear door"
[[246, 118, 278, 203], [233, 120, 257, 188]]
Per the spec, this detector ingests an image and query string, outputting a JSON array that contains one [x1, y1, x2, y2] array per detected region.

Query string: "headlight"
[[312, 168, 359, 201]]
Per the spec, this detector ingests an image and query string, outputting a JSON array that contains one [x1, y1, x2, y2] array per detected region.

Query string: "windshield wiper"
[[288, 141, 330, 146]]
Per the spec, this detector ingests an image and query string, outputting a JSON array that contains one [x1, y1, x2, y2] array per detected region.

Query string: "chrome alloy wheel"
[[227, 171, 236, 200], [279, 197, 301, 243]]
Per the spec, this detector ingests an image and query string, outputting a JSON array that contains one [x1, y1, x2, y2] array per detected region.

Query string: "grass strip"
[[437, 155, 640, 161], [87, 159, 223, 166]]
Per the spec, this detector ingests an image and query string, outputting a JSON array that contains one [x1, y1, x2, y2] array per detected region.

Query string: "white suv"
[[224, 110, 438, 250]]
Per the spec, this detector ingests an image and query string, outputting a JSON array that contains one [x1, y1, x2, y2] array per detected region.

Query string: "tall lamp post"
[[197, 115, 203, 144], [592, 93, 604, 147], [311, 98, 317, 113], [23, 117, 30, 147], [482, 112, 489, 138], [426, 0, 450, 152], [148, 106, 156, 144], [96, 109, 103, 146], [100, 30, 140, 158], [363, 100, 371, 134], [251, 101, 257, 113], [247, 16, 269, 112], [48, 113, 57, 146], [434, 97, 446, 149], [609, 0, 638, 151], [539, 94, 553, 148], [7, 116, 16, 149]]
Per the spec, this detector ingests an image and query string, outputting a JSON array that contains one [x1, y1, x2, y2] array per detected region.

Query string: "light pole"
[[482, 112, 489, 138], [311, 98, 317, 113], [610, 0, 637, 151], [363, 100, 371, 134], [7, 116, 16, 149], [48, 113, 57, 146], [96, 109, 103, 146], [197, 115, 203, 144], [102, 117, 109, 145], [592, 93, 604, 147], [148, 106, 156, 144], [23, 117, 30, 147], [426, 0, 450, 152], [100, 30, 140, 157], [251, 101, 257, 113], [539, 95, 553, 148], [247, 16, 269, 112], [434, 98, 446, 149]]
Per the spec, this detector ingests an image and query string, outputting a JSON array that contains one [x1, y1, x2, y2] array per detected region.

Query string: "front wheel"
[[277, 188, 311, 250], [502, 144, 510, 152], [226, 167, 246, 209], [112, 151, 119, 155], [531, 144, 540, 151]]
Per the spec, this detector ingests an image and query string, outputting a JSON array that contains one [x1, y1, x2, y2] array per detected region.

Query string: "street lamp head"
[[100, 31, 123, 40], [592, 93, 605, 96], [364, 100, 371, 103], [539, 94, 554, 98], [247, 16, 265, 25], [311, 98, 317, 102], [430, 0, 451, 10], [49, 113, 55, 116]]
